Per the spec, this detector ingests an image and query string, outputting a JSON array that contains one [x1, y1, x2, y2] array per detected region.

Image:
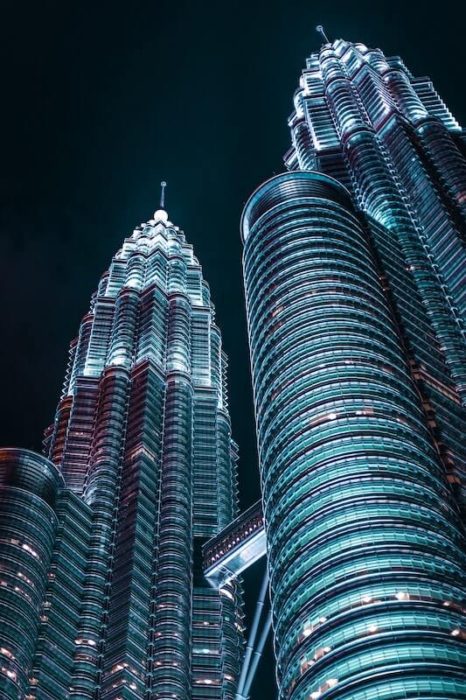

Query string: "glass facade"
[[241, 171, 466, 700], [0, 208, 243, 699], [242, 36, 466, 700]]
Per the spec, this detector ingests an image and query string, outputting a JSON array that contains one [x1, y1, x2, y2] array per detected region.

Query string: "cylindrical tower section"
[[241, 171, 466, 700], [0, 449, 63, 698]]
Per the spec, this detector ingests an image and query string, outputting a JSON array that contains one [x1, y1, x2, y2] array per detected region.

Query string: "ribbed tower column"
[[0, 450, 63, 699], [150, 288, 193, 700], [241, 171, 466, 700]]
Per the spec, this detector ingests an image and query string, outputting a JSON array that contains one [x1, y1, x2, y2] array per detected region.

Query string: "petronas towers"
[[1, 32, 466, 700]]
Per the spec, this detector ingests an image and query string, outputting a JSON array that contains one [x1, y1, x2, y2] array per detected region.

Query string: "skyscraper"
[[0, 199, 243, 699], [241, 37, 466, 699], [285, 37, 466, 514]]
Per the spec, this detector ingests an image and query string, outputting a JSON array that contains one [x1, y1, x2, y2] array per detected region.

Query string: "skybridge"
[[202, 499, 266, 587]]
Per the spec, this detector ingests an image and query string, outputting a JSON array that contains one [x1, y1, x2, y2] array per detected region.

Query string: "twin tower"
[[1, 36, 466, 700]]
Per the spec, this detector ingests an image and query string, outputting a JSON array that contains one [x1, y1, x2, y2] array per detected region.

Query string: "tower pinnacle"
[[160, 180, 167, 209], [154, 180, 169, 222], [316, 24, 330, 43]]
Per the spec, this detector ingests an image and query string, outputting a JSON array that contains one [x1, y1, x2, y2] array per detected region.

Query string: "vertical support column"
[[150, 374, 193, 700], [100, 363, 165, 699], [71, 368, 131, 698], [150, 290, 193, 700]]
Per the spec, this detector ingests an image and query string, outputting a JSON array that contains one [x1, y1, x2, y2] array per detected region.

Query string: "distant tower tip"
[[316, 25, 330, 43], [154, 180, 169, 223]]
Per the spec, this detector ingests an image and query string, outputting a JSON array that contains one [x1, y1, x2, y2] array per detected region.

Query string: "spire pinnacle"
[[316, 25, 330, 43], [153, 180, 169, 223], [160, 180, 167, 209]]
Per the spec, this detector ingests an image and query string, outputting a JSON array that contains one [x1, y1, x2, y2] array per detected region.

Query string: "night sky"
[[2, 1, 466, 697]]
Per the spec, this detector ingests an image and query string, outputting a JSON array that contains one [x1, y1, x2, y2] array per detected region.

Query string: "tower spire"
[[316, 24, 330, 43], [153, 181, 169, 223], [160, 180, 167, 209]]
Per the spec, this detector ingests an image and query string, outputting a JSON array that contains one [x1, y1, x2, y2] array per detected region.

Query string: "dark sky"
[[1, 1, 466, 697]]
